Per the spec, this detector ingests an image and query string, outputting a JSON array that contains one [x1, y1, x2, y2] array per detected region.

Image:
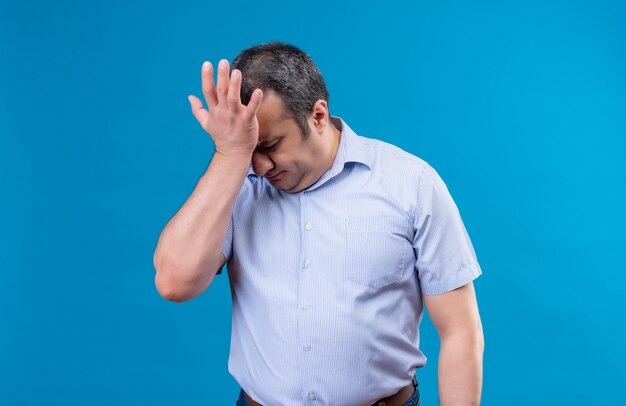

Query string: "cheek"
[[269, 153, 287, 167], [271, 152, 296, 169]]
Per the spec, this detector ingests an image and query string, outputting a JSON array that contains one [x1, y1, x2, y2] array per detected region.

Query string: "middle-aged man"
[[153, 41, 484, 406]]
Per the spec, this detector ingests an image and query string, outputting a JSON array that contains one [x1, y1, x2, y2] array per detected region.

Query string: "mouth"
[[267, 171, 284, 181]]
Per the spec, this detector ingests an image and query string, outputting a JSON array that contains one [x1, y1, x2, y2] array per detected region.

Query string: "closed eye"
[[258, 141, 281, 152]]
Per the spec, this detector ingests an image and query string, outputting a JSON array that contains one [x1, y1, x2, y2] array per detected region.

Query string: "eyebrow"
[[257, 135, 284, 148]]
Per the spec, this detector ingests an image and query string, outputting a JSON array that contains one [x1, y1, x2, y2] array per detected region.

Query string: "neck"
[[324, 121, 342, 171]]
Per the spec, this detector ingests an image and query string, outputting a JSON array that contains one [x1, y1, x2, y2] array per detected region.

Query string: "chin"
[[287, 180, 310, 193], [281, 181, 301, 193]]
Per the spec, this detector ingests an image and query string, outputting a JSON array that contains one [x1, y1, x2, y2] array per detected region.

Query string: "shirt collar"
[[330, 116, 373, 171]]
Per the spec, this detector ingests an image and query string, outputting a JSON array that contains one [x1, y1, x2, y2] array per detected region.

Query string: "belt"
[[243, 376, 418, 406]]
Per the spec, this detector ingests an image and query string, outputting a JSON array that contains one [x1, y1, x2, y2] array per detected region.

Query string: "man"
[[153, 42, 484, 406]]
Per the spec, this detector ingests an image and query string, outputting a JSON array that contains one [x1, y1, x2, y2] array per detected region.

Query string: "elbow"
[[467, 322, 485, 361], [155, 272, 190, 302], [440, 321, 485, 358], [153, 257, 199, 303], [152, 246, 219, 302], [474, 315, 485, 354], [463, 319, 485, 356], [475, 328, 485, 359]]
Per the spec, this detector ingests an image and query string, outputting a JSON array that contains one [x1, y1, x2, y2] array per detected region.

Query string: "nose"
[[251, 151, 274, 177]]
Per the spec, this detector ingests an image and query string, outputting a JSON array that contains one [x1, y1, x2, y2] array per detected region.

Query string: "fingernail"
[[219, 59, 227, 68], [202, 61, 210, 70], [232, 70, 239, 78]]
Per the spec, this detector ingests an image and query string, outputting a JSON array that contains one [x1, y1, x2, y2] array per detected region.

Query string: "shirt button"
[[305, 224, 312, 231], [303, 344, 311, 351], [303, 191, 310, 196], [304, 260, 311, 268], [302, 303, 310, 310], [308, 392, 316, 400]]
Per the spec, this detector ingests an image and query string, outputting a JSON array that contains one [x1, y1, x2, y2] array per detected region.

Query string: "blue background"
[[1, 0, 625, 404]]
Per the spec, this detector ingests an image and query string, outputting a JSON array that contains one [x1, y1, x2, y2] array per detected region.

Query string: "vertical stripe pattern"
[[219, 117, 482, 405]]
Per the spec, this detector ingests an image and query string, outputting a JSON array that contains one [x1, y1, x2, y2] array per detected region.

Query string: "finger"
[[188, 95, 209, 127], [243, 89, 264, 121], [201, 61, 218, 109], [215, 59, 229, 105], [227, 69, 242, 111]]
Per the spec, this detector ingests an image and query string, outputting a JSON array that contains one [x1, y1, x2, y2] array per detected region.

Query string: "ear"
[[310, 99, 330, 134]]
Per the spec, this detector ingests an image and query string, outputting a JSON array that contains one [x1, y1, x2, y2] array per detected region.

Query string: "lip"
[[267, 171, 284, 181]]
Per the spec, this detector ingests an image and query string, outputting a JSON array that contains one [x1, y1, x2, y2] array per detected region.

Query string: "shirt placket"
[[297, 189, 319, 403]]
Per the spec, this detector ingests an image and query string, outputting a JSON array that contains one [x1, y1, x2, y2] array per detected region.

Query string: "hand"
[[188, 59, 264, 157]]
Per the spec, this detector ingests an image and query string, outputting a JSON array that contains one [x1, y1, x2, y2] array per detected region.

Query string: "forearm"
[[437, 330, 484, 405], [153, 151, 251, 300]]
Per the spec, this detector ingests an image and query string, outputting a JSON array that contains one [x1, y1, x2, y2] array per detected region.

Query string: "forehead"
[[256, 91, 296, 142]]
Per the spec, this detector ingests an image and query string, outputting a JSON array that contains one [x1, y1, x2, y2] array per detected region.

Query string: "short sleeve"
[[217, 171, 253, 275], [217, 214, 233, 275], [412, 163, 482, 295]]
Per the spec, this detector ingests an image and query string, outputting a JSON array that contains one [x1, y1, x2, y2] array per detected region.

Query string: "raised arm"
[[153, 59, 263, 302]]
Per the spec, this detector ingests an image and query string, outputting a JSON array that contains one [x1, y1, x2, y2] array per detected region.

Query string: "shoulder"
[[363, 135, 426, 168], [351, 135, 435, 219], [358, 135, 430, 184]]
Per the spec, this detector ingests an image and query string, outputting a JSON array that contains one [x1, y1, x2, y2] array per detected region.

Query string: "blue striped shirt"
[[220, 116, 482, 405]]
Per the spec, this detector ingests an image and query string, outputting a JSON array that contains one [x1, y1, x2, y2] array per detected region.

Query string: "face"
[[252, 91, 338, 193]]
